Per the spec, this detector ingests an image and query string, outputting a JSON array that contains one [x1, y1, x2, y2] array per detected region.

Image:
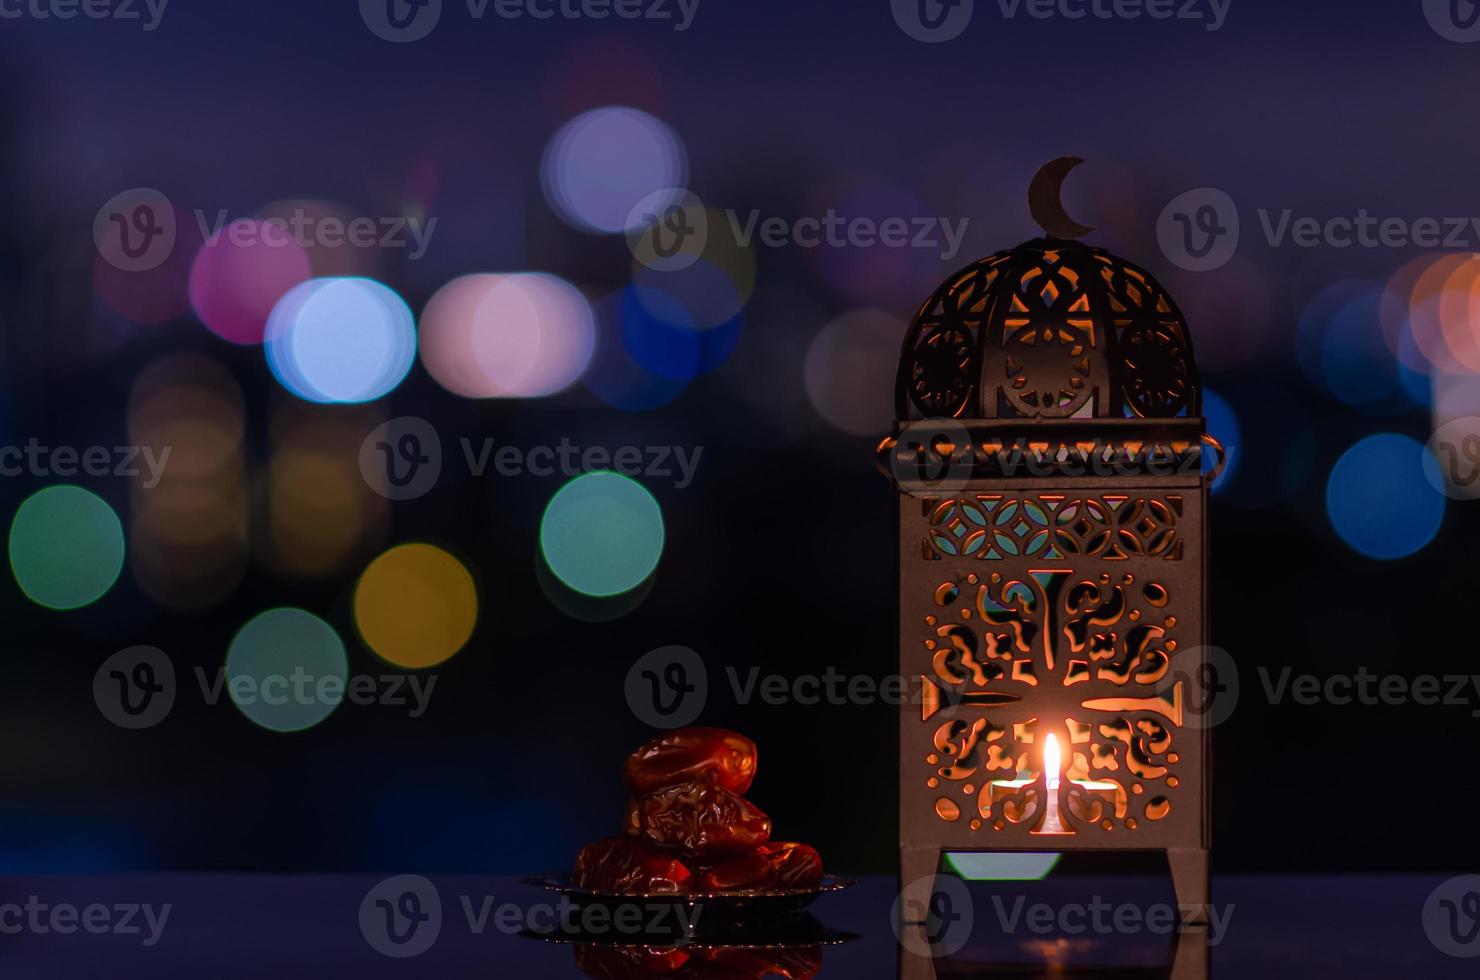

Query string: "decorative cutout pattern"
[[919, 568, 1186, 835], [895, 241, 1201, 421], [924, 495, 1184, 561]]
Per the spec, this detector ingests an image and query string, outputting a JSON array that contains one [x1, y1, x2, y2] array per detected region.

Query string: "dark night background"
[[0, 0, 1475, 884]]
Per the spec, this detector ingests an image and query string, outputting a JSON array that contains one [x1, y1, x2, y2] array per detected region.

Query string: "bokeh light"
[[419, 273, 595, 399], [804, 309, 906, 435], [632, 254, 752, 332], [585, 290, 690, 411], [265, 277, 416, 403], [189, 219, 312, 345], [128, 353, 248, 611], [354, 544, 478, 669], [261, 401, 388, 579], [1315, 284, 1415, 414], [620, 285, 741, 381], [10, 486, 125, 610], [256, 199, 388, 280], [540, 472, 664, 597], [1202, 388, 1240, 493], [226, 608, 347, 732], [1326, 434, 1444, 560], [541, 107, 686, 234]]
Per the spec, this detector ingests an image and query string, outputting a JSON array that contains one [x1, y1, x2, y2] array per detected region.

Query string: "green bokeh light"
[[9, 485, 126, 610], [540, 471, 665, 597], [225, 608, 348, 733]]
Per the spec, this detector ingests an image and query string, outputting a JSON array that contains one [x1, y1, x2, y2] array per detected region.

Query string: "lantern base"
[[897, 844, 1211, 980]]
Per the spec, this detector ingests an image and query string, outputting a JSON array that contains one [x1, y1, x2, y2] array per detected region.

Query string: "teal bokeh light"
[[9, 485, 125, 610], [226, 608, 348, 732], [540, 471, 665, 597]]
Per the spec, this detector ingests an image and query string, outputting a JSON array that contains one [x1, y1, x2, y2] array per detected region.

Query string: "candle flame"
[[1044, 733, 1061, 790]]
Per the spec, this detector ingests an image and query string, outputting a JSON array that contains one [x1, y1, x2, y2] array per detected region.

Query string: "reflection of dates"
[[694, 946, 823, 979], [573, 837, 693, 895], [624, 728, 757, 796], [697, 842, 823, 892], [573, 944, 692, 978], [629, 782, 771, 860]]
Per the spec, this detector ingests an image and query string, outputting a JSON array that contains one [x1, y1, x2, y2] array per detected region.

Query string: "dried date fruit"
[[696, 842, 824, 892], [573, 837, 692, 895], [623, 728, 757, 796], [629, 781, 771, 860]]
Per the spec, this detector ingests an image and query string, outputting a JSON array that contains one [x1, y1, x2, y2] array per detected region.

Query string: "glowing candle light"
[[1035, 733, 1072, 836]]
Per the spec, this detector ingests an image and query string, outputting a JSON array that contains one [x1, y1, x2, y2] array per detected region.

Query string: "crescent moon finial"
[[1029, 157, 1095, 240]]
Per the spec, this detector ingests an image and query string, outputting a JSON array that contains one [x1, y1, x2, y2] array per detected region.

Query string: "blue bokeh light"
[[1201, 388, 1240, 494], [265, 277, 417, 403], [585, 290, 690, 412], [1326, 434, 1444, 560]]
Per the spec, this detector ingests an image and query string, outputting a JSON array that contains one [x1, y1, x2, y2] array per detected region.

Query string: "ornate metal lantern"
[[884, 160, 1213, 976]]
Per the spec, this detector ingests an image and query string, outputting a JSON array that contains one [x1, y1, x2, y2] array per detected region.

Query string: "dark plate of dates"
[[522, 873, 856, 927]]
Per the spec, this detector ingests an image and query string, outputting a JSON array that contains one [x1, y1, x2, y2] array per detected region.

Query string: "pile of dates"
[[573, 728, 824, 895]]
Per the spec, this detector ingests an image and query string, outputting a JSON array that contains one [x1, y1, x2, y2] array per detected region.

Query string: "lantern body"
[[887, 239, 1211, 975]]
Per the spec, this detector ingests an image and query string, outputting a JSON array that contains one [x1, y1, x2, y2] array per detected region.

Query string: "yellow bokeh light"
[[354, 544, 479, 669]]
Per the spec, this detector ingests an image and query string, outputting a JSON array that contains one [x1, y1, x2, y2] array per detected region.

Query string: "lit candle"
[[1034, 733, 1073, 836]]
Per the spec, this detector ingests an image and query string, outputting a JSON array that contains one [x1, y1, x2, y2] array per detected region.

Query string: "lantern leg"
[[897, 844, 944, 980], [1168, 846, 1210, 923], [1170, 924, 1210, 980]]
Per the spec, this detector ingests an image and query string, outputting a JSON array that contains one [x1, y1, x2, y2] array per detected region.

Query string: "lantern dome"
[[895, 169, 1201, 423]]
